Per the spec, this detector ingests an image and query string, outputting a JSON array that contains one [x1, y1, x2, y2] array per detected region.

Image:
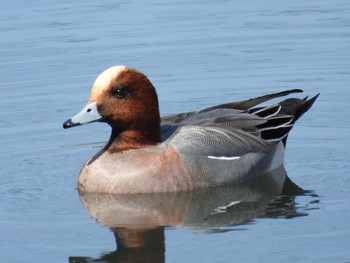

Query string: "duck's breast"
[[78, 146, 196, 194]]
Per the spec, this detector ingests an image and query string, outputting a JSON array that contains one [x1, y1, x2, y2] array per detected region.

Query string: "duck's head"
[[63, 66, 161, 147]]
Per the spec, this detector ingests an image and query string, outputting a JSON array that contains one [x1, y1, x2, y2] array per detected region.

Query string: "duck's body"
[[64, 65, 318, 194], [78, 129, 283, 193]]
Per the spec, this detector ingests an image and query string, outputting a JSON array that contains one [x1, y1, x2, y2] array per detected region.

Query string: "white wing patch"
[[207, 155, 241, 160]]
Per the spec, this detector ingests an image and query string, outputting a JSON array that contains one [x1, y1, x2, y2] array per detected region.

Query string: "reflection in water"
[[69, 166, 318, 263]]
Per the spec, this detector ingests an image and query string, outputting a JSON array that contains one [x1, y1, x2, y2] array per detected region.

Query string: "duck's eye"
[[113, 85, 130, 99]]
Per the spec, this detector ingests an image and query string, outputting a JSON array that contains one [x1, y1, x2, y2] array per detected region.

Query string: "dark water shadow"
[[69, 166, 318, 263]]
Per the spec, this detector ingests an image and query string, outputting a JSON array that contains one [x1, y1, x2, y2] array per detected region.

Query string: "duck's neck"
[[105, 126, 162, 153]]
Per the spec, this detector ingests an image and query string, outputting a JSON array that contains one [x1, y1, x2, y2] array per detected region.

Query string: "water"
[[1, 0, 349, 262]]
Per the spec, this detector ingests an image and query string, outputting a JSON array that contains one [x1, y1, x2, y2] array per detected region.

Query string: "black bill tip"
[[63, 119, 80, 129]]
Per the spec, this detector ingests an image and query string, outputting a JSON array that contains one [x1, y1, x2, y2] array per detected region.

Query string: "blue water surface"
[[1, 0, 349, 262]]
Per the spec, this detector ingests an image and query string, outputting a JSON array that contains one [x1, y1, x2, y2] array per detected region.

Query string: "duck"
[[63, 65, 318, 194]]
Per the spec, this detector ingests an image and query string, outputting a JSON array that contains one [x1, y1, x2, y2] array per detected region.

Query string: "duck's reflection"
[[69, 166, 317, 263]]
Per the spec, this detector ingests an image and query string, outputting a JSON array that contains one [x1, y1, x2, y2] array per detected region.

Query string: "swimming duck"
[[63, 65, 318, 194]]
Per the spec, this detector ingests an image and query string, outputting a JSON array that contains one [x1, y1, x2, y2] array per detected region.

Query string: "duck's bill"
[[63, 102, 103, 129]]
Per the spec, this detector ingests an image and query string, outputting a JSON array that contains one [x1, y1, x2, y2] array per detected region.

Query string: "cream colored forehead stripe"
[[89, 65, 128, 102]]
